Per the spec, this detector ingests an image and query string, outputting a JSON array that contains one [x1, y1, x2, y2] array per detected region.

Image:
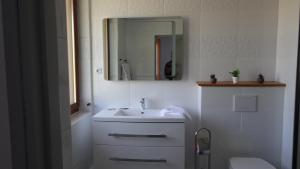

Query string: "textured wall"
[[91, 0, 279, 114], [200, 87, 284, 169], [84, 0, 280, 169], [199, 0, 278, 81], [276, 0, 300, 169]]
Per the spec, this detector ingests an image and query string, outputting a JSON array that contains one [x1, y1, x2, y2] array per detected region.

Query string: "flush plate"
[[233, 95, 257, 112]]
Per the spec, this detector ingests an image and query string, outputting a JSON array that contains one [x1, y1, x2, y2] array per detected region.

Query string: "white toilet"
[[229, 157, 276, 169]]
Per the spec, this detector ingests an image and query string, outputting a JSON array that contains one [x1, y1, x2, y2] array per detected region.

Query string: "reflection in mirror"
[[103, 17, 183, 81]]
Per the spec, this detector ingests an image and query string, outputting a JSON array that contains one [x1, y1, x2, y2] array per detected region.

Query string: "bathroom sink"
[[93, 108, 185, 122], [114, 109, 163, 117]]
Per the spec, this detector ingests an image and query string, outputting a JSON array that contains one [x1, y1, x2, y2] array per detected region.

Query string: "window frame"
[[69, 0, 80, 114]]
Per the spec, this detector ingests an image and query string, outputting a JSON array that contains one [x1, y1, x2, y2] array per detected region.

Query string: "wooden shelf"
[[197, 81, 286, 87]]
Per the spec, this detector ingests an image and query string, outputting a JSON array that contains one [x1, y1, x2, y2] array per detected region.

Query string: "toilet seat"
[[229, 157, 276, 169]]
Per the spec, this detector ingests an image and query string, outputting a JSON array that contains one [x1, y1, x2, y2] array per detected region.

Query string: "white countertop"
[[93, 108, 185, 123]]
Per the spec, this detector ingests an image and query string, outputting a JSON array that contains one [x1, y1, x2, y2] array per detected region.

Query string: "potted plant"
[[229, 68, 240, 84]]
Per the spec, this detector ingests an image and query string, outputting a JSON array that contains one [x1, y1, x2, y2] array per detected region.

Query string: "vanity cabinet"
[[93, 121, 185, 169]]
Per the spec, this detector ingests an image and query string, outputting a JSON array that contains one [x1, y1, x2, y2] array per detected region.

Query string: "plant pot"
[[232, 77, 239, 84]]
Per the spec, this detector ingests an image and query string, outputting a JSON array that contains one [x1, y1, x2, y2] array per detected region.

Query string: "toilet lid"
[[229, 158, 276, 169]]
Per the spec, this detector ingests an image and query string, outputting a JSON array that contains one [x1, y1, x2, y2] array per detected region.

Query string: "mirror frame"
[[103, 16, 183, 81]]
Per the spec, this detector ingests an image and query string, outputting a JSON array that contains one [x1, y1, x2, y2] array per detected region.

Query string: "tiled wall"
[[276, 0, 300, 169], [84, 0, 280, 169], [90, 0, 279, 115], [71, 113, 92, 169], [200, 87, 284, 169], [89, 0, 279, 116]]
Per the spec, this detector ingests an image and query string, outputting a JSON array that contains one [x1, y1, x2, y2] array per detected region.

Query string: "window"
[[66, 0, 79, 114]]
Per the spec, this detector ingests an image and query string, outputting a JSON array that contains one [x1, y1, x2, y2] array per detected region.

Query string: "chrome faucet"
[[139, 98, 146, 112]]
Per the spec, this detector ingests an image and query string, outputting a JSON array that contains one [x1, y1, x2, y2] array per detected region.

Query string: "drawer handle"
[[109, 157, 167, 163], [108, 133, 167, 138]]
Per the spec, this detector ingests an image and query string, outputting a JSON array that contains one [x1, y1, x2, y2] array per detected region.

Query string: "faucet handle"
[[139, 98, 146, 111]]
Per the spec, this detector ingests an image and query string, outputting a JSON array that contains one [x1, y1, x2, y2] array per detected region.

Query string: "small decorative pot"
[[210, 74, 217, 83], [257, 74, 264, 84], [232, 77, 239, 84], [211, 78, 217, 84]]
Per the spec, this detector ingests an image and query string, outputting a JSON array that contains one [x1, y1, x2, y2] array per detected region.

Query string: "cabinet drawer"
[[94, 145, 185, 169], [93, 122, 185, 146]]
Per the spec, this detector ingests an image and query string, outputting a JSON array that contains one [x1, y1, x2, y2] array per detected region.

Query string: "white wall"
[[87, 0, 279, 169], [91, 0, 279, 113], [276, 0, 300, 169], [200, 87, 284, 169], [78, 0, 93, 112], [199, 0, 279, 81], [72, 0, 94, 169], [71, 113, 92, 169]]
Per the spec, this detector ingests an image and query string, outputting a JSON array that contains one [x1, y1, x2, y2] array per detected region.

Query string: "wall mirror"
[[103, 17, 183, 81]]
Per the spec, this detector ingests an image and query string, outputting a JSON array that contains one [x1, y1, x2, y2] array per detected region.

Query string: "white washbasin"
[[114, 109, 163, 117], [93, 108, 185, 122]]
